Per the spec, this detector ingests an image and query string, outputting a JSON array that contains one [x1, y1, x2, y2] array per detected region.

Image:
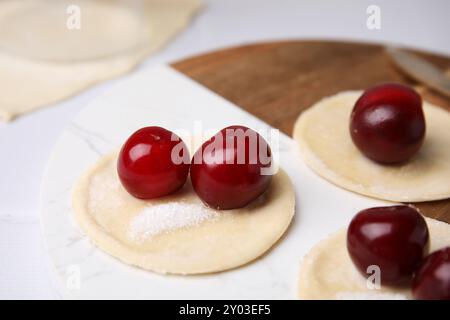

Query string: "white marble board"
[[39, 65, 387, 299]]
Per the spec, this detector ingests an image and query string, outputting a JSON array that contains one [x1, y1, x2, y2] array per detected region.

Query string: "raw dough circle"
[[293, 91, 450, 202], [298, 217, 450, 300], [0, 0, 201, 121], [0, 0, 149, 62], [72, 153, 295, 275]]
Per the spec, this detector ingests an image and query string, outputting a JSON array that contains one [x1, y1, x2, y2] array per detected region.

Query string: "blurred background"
[[0, 0, 449, 299]]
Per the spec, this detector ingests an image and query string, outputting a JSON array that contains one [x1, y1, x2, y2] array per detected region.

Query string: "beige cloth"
[[0, 0, 202, 121]]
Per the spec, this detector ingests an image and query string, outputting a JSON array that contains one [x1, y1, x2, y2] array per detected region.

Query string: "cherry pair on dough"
[[117, 125, 272, 210], [73, 128, 294, 275], [348, 205, 450, 300], [298, 205, 450, 300]]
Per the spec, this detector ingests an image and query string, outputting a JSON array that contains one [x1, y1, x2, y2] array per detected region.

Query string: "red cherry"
[[347, 205, 429, 286], [117, 126, 190, 199], [190, 125, 272, 210], [350, 83, 425, 164], [412, 247, 450, 300]]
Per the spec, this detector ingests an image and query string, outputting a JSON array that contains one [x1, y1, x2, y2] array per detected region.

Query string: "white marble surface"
[[1, 0, 450, 299]]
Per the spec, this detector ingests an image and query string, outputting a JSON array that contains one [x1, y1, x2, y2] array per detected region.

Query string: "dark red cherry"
[[190, 125, 272, 210], [117, 126, 190, 199], [412, 247, 450, 300], [350, 83, 425, 164], [347, 205, 429, 286]]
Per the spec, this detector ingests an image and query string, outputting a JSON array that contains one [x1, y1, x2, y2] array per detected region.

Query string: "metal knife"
[[386, 47, 450, 98]]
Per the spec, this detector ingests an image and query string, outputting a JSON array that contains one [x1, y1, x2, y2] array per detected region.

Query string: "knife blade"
[[386, 47, 450, 98]]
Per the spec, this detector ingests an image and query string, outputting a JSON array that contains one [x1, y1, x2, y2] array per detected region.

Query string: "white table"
[[1, 0, 449, 299]]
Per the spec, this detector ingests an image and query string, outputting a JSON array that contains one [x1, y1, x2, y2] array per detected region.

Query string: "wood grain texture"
[[172, 40, 450, 223]]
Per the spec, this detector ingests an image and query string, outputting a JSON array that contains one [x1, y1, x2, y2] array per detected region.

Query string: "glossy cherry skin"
[[347, 205, 429, 286], [117, 126, 190, 199], [350, 83, 425, 164], [412, 247, 450, 300], [190, 125, 272, 210]]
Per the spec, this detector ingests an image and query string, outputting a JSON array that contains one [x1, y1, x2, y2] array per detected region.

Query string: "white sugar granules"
[[128, 202, 219, 242]]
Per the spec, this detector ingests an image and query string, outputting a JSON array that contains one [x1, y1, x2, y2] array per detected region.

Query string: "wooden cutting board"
[[172, 40, 450, 223]]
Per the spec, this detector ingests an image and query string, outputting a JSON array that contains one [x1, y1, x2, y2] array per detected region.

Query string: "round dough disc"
[[72, 153, 295, 275], [298, 217, 450, 299], [0, 0, 149, 62], [293, 91, 450, 202]]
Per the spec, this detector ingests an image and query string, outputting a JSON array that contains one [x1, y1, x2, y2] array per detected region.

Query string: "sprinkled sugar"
[[128, 202, 219, 242]]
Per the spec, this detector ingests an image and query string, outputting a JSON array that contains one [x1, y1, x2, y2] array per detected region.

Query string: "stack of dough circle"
[[72, 153, 295, 275], [293, 91, 450, 202]]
